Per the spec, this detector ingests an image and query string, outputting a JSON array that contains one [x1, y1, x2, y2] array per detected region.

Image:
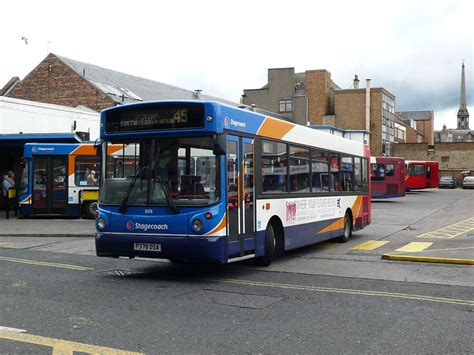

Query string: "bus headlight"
[[97, 218, 106, 230], [192, 219, 203, 232]]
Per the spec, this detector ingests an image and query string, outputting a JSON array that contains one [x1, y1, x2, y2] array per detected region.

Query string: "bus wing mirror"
[[20, 158, 26, 168], [213, 134, 226, 155]]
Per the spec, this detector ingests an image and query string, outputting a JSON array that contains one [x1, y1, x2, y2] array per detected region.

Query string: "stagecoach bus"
[[95, 101, 371, 265], [19, 143, 100, 218], [370, 156, 405, 199], [405, 160, 439, 191]]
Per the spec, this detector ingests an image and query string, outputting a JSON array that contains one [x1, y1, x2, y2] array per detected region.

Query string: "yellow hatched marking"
[[417, 217, 474, 239], [0, 330, 143, 355], [396, 242, 433, 253], [319, 242, 338, 249], [352, 240, 389, 251]]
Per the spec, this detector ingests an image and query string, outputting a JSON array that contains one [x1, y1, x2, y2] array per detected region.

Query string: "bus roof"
[[101, 100, 368, 157]]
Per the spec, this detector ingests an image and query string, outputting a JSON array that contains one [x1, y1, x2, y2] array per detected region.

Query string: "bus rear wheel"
[[82, 201, 98, 219], [337, 212, 352, 243], [254, 224, 276, 266]]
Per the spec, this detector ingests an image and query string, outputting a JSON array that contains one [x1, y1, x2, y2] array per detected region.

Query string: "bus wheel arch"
[[337, 209, 353, 243], [255, 216, 284, 266]]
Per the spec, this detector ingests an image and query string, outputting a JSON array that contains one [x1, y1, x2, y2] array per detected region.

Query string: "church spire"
[[457, 61, 469, 129]]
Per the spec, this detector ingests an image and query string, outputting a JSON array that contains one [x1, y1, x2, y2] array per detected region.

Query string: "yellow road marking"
[[0, 256, 94, 271], [383, 254, 474, 265], [417, 217, 474, 239], [319, 242, 338, 249], [0, 330, 143, 355], [352, 240, 389, 251], [396, 242, 433, 253], [207, 278, 474, 307]]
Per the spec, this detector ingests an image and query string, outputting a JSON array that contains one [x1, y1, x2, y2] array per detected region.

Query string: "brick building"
[[5, 53, 237, 112], [396, 111, 434, 144], [242, 67, 410, 156]]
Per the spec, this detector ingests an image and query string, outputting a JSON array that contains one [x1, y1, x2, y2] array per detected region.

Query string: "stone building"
[[435, 62, 472, 142], [242, 67, 429, 156]]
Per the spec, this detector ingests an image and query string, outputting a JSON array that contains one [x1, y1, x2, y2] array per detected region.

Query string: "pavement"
[[0, 211, 95, 238]]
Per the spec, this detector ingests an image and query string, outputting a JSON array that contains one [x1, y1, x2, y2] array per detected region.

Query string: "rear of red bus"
[[405, 161, 427, 191], [425, 161, 439, 188], [371, 156, 405, 198]]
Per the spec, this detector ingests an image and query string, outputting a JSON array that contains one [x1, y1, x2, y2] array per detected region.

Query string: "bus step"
[[227, 254, 256, 263]]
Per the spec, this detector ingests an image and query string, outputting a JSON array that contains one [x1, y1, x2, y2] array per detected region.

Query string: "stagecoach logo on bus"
[[224, 117, 246, 129], [286, 198, 342, 224], [126, 221, 169, 232], [32, 147, 55, 153]]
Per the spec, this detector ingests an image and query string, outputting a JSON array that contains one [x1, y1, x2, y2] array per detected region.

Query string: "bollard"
[[6, 188, 16, 220]]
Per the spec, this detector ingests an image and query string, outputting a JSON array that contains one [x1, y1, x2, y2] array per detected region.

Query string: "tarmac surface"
[[0, 188, 473, 266]]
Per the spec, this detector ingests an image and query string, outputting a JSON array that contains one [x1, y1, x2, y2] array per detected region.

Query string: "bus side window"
[[371, 163, 385, 181], [386, 164, 395, 177]]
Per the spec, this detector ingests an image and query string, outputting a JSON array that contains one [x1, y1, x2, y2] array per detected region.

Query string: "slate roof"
[[55, 54, 239, 107], [396, 111, 433, 121]]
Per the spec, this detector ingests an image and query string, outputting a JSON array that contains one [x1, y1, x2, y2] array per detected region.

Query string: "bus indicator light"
[[266, 203, 270, 210], [204, 212, 212, 220]]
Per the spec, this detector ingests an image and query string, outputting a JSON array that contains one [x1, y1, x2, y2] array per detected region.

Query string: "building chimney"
[[193, 89, 202, 99], [365, 79, 371, 142], [353, 75, 360, 89]]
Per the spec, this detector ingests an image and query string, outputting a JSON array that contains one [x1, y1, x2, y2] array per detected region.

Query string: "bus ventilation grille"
[[177, 289, 285, 309]]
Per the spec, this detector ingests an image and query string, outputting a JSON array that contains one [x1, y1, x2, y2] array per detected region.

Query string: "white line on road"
[[0, 326, 27, 333]]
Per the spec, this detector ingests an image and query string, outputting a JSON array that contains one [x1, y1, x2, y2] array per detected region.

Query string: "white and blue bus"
[[19, 143, 100, 218], [95, 101, 371, 265]]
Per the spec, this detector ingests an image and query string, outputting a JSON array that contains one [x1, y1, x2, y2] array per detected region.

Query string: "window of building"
[[279, 99, 292, 113], [262, 140, 288, 193], [75, 156, 100, 186]]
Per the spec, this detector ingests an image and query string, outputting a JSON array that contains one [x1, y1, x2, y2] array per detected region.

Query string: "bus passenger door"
[[32, 156, 68, 215], [226, 136, 255, 259]]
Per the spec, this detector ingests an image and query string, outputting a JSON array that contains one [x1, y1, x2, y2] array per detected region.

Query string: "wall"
[[305, 70, 332, 125], [6, 53, 114, 112], [393, 142, 474, 180]]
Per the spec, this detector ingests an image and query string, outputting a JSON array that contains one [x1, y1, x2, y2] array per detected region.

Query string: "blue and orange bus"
[[19, 143, 100, 218], [370, 156, 406, 199], [95, 101, 371, 265]]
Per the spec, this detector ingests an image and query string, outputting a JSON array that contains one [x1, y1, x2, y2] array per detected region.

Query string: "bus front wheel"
[[337, 212, 352, 243], [254, 224, 276, 266]]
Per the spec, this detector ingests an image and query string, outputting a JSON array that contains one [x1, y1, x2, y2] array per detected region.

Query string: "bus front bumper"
[[95, 233, 227, 263]]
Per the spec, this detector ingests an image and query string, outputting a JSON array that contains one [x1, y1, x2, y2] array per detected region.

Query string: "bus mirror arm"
[[213, 134, 226, 155], [94, 138, 102, 157]]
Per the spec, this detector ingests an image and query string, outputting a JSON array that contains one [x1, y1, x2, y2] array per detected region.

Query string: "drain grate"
[[177, 289, 285, 309]]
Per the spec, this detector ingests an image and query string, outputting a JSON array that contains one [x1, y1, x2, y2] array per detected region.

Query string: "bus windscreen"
[[105, 103, 205, 133]]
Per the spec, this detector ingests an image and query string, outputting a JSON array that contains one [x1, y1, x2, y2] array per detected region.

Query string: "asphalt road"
[[0, 189, 473, 354]]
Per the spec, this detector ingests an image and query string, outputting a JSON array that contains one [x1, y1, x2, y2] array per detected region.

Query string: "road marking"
[[0, 330, 143, 355], [208, 278, 474, 307], [383, 254, 474, 265], [0, 326, 26, 333], [395, 242, 433, 253], [0, 256, 94, 271], [319, 242, 338, 249], [352, 240, 389, 251], [417, 217, 474, 239]]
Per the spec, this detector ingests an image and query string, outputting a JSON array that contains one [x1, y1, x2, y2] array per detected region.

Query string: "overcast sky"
[[1, 0, 472, 129]]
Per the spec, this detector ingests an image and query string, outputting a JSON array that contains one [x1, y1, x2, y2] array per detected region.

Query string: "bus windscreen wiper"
[[119, 167, 143, 213], [154, 174, 179, 214]]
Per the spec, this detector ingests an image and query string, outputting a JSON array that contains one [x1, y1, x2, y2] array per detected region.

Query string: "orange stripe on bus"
[[257, 117, 295, 140], [206, 214, 227, 235], [317, 217, 344, 235]]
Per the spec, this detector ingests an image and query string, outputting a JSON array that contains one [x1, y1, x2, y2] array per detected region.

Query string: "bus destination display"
[[105, 104, 204, 133]]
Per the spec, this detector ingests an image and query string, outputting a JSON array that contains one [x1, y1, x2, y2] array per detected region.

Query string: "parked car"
[[462, 176, 474, 189], [439, 176, 456, 189]]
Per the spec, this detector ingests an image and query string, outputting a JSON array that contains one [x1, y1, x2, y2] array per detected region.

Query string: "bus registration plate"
[[134, 243, 161, 252]]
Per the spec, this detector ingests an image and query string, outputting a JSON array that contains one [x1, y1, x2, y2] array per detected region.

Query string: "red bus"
[[370, 156, 406, 199], [405, 160, 439, 190]]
